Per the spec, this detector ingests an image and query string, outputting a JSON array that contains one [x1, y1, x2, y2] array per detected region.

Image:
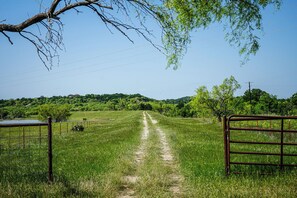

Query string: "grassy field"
[[1, 111, 297, 197], [0, 111, 143, 197], [150, 112, 297, 197]]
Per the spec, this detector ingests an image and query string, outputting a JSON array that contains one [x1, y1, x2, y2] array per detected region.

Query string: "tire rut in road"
[[118, 112, 183, 197], [118, 112, 149, 198], [146, 112, 183, 197]]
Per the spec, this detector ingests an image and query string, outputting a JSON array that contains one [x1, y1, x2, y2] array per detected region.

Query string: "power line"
[[0, 45, 146, 79], [0, 55, 156, 88], [1, 50, 152, 85]]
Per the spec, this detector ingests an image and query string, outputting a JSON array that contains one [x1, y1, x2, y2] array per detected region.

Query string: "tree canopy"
[[190, 76, 241, 122], [38, 104, 71, 122], [0, 0, 281, 69], [167, 0, 282, 62]]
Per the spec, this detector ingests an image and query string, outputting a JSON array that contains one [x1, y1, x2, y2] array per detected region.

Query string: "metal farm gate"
[[0, 118, 53, 183], [223, 115, 297, 175]]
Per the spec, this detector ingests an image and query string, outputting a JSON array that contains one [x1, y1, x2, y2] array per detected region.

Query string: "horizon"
[[0, 87, 294, 101]]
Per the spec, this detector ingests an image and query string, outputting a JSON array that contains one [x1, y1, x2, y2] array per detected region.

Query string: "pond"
[[0, 120, 44, 125]]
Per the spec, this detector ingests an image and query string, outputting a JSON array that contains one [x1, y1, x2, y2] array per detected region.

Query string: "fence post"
[[280, 118, 284, 171], [223, 116, 229, 175], [48, 117, 53, 183]]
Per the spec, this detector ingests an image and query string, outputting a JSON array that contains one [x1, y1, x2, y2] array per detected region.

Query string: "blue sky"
[[0, 1, 296, 100]]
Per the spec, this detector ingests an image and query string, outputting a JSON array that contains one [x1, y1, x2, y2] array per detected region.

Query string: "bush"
[[0, 108, 9, 119], [71, 124, 84, 132], [38, 104, 71, 122]]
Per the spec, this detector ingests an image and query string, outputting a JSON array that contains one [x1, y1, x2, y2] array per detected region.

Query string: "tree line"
[[1, 78, 297, 122]]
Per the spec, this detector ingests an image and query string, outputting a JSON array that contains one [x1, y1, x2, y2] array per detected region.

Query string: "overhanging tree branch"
[[0, 0, 187, 70], [1, 31, 13, 45], [0, 1, 148, 70], [0, 0, 281, 69]]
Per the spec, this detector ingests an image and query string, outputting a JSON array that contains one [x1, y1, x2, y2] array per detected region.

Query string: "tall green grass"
[[0, 111, 143, 197], [150, 112, 297, 197]]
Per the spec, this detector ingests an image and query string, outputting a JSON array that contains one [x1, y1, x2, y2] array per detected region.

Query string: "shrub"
[[38, 104, 71, 122], [71, 124, 84, 132]]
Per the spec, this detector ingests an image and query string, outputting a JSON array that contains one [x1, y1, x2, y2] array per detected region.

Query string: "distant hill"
[[0, 93, 168, 109], [0, 93, 194, 119], [162, 96, 192, 104], [0, 93, 189, 107]]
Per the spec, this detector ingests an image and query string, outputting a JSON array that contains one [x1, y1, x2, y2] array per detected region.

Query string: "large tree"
[[38, 104, 71, 122], [0, 0, 281, 69], [191, 76, 241, 122]]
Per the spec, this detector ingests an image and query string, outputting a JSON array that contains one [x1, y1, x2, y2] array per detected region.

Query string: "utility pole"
[[247, 82, 253, 114]]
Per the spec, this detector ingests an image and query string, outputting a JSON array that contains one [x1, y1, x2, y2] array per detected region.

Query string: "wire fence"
[[0, 119, 99, 183], [51, 120, 98, 135], [0, 119, 52, 183]]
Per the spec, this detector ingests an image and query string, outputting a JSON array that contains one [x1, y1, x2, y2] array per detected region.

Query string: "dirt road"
[[118, 112, 182, 197]]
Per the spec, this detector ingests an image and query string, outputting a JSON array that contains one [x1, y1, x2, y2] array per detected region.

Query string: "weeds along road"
[[118, 111, 183, 198]]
